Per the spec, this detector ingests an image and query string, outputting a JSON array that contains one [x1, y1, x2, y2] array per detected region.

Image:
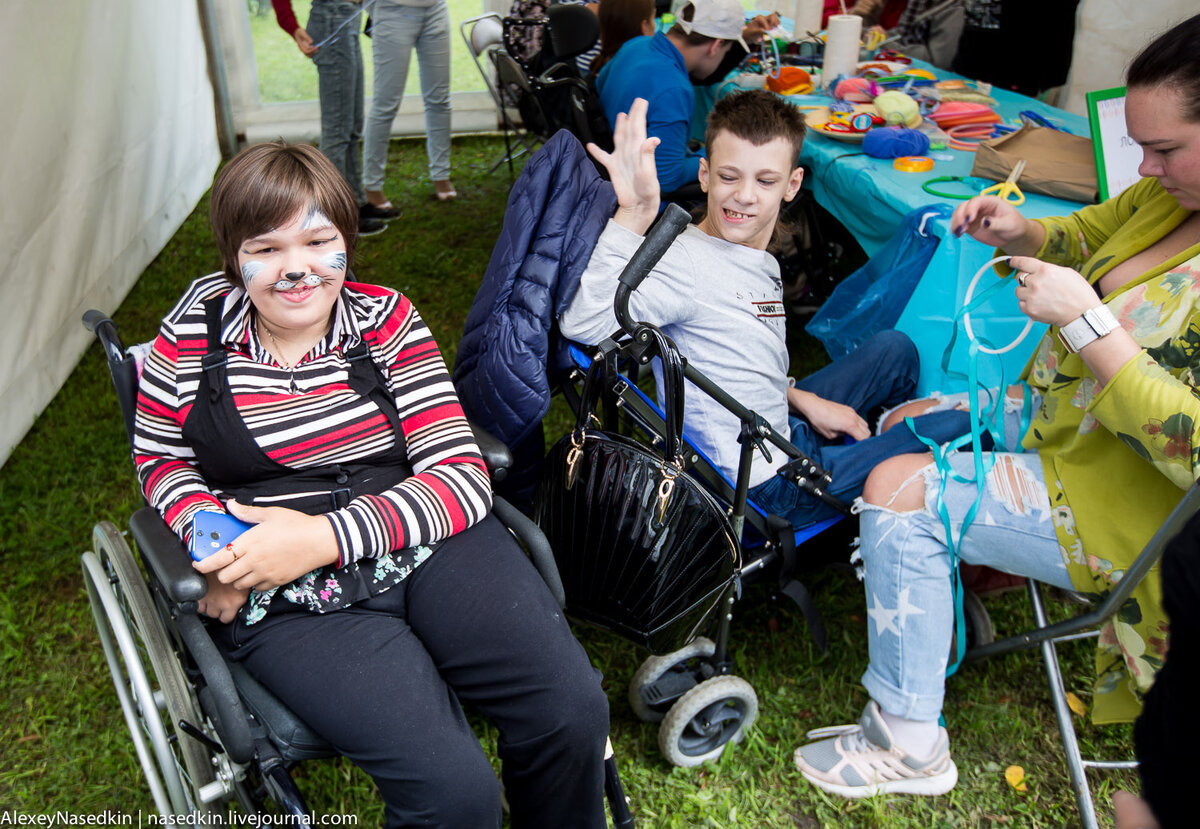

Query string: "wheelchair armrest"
[[129, 508, 207, 604], [468, 420, 512, 483]]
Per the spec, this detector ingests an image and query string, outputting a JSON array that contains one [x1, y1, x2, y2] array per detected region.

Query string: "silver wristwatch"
[[1057, 305, 1120, 353]]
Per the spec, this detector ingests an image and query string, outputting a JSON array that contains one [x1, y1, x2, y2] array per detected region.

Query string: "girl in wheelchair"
[[133, 140, 609, 828]]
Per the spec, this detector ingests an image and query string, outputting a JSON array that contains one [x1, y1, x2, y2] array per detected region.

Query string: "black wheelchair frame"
[[80, 310, 633, 826], [540, 205, 859, 767]]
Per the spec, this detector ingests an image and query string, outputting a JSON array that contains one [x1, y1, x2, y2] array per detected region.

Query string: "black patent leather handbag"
[[534, 329, 739, 655]]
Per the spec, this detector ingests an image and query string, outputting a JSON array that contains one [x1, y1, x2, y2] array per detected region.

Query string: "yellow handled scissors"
[[980, 158, 1027, 205]]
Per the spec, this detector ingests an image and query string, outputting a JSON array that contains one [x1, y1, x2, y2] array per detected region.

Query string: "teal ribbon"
[[905, 261, 1034, 683]]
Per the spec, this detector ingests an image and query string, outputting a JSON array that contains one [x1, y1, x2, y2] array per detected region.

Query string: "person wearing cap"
[[595, 0, 749, 194]]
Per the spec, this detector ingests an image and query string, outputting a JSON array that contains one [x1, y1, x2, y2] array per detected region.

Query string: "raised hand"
[[587, 97, 661, 235]]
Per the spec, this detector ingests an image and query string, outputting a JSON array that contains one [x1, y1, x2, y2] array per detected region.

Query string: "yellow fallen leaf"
[[1066, 692, 1088, 717], [1005, 765, 1027, 792]]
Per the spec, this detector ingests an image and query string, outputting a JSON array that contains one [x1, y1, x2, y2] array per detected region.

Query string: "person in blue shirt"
[[595, 0, 748, 194]]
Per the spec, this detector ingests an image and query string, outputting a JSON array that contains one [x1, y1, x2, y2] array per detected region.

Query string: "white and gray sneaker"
[[793, 701, 958, 799]]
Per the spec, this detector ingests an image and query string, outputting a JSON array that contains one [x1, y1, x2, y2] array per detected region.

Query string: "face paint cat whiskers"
[[271, 272, 331, 292]]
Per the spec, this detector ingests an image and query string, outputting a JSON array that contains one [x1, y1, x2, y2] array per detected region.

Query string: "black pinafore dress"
[[182, 295, 429, 612]]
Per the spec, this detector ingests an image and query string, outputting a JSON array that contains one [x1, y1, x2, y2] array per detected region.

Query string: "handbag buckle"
[[655, 460, 681, 525], [565, 430, 585, 489]]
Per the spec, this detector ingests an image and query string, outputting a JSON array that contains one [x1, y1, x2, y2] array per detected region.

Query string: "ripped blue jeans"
[[855, 394, 1075, 722]]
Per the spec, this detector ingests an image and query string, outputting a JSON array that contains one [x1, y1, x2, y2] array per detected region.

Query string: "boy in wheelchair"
[[559, 90, 972, 529], [131, 141, 609, 827]]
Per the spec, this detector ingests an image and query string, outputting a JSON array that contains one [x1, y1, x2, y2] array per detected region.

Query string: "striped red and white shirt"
[[134, 274, 491, 614]]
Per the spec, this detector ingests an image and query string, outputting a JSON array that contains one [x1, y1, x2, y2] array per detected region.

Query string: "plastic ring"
[[963, 256, 1035, 355], [893, 156, 935, 173]]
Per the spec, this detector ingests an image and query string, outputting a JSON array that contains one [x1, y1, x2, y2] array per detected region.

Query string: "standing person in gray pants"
[[362, 0, 456, 208], [270, 0, 398, 234]]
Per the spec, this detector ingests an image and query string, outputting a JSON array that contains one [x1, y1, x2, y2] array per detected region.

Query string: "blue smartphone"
[[190, 511, 254, 561]]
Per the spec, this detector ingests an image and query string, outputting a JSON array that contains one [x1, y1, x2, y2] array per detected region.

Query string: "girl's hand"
[[192, 500, 339, 592], [587, 97, 660, 235], [196, 574, 249, 624], [1009, 256, 1101, 327], [950, 196, 1043, 254], [293, 27, 318, 57]]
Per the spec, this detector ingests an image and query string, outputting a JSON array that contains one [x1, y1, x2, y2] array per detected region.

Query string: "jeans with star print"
[[856, 447, 1074, 723]]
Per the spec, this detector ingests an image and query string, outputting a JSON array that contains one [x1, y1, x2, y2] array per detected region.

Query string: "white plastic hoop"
[[962, 255, 1034, 355]]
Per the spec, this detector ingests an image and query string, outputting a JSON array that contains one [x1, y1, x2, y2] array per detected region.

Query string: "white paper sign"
[[1088, 90, 1143, 201]]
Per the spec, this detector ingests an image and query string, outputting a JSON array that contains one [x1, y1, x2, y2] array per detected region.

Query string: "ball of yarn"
[[834, 77, 876, 102], [766, 66, 813, 96], [862, 127, 931, 159], [874, 90, 922, 127]]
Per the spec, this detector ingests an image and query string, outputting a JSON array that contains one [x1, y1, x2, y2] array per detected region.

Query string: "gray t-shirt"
[[559, 220, 790, 488]]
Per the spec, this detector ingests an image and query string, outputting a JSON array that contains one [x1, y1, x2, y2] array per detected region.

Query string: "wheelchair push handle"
[[614, 203, 691, 335], [83, 310, 127, 366]]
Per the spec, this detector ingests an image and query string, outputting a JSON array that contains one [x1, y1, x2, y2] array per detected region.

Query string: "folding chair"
[[964, 482, 1200, 828], [460, 13, 537, 175]]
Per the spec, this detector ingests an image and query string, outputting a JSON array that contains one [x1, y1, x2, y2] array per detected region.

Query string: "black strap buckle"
[[331, 487, 353, 509]]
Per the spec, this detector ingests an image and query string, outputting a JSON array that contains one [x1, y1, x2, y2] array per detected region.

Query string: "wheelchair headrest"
[[545, 4, 599, 61]]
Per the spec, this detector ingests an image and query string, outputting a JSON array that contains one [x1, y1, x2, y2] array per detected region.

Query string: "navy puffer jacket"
[[453, 131, 617, 457]]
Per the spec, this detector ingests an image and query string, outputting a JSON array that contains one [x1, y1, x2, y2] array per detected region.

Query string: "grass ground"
[[0, 135, 1137, 825]]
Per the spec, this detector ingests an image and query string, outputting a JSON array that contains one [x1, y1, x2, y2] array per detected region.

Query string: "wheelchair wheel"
[[81, 521, 216, 816], [657, 675, 758, 768], [628, 637, 715, 723]]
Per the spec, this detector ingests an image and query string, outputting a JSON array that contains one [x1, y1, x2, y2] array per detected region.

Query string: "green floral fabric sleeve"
[[1089, 349, 1200, 491]]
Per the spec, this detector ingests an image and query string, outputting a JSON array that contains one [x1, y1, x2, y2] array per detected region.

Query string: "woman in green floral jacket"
[[792, 12, 1200, 801]]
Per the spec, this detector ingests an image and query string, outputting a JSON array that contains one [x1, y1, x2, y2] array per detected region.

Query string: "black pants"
[[1134, 508, 1200, 829], [215, 515, 609, 828]]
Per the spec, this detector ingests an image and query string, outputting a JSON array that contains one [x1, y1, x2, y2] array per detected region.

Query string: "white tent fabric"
[[1062, 0, 1195, 115], [0, 1, 219, 465]]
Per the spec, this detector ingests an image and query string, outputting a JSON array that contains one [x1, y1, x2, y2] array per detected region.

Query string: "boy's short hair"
[[705, 90, 806, 166], [210, 141, 359, 289]]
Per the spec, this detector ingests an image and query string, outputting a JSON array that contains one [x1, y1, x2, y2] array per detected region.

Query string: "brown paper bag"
[[971, 124, 1099, 204]]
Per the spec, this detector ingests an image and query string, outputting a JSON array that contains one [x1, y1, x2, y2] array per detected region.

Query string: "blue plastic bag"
[[806, 204, 953, 359]]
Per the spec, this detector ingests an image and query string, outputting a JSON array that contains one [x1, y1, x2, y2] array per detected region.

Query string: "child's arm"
[[787, 387, 870, 441], [587, 97, 661, 236]]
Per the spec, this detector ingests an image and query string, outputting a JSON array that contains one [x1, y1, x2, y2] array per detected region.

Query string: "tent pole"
[[196, 0, 239, 158]]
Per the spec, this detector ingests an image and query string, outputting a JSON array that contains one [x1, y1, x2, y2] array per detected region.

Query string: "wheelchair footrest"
[[639, 669, 700, 710]]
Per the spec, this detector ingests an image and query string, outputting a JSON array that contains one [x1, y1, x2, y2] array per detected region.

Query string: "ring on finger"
[[1017, 272, 1028, 288]]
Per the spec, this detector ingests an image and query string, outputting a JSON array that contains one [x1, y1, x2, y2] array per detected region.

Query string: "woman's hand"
[[743, 13, 780, 43], [196, 574, 249, 624], [950, 196, 1045, 255], [293, 27, 318, 57], [1011, 256, 1141, 386], [1009, 256, 1102, 327], [587, 97, 660, 235], [192, 500, 339, 592], [788, 388, 870, 441]]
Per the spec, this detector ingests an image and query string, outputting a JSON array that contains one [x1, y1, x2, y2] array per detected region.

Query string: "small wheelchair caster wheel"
[[628, 637, 716, 723], [657, 675, 758, 767]]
